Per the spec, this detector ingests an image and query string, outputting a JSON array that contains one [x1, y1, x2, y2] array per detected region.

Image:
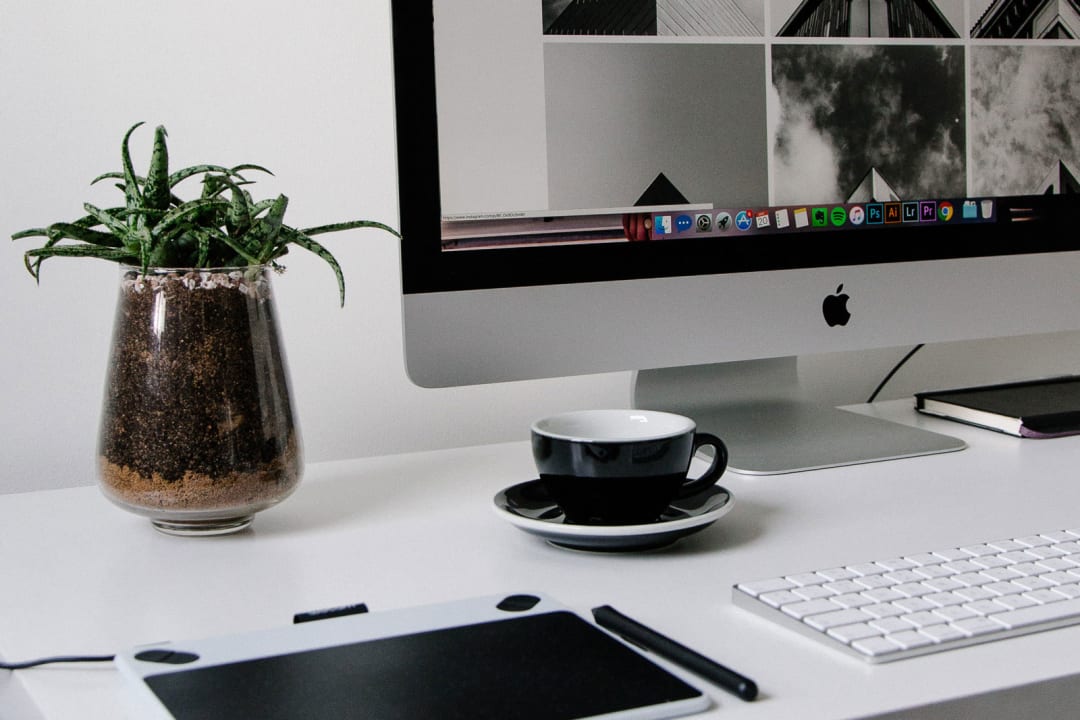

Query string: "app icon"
[[675, 214, 693, 233], [811, 207, 828, 227], [654, 215, 672, 234], [938, 202, 954, 222], [902, 202, 920, 222], [884, 203, 901, 223], [793, 208, 809, 228], [867, 204, 883, 224], [715, 211, 732, 231], [830, 206, 847, 227], [775, 208, 790, 229], [981, 200, 994, 219], [849, 206, 865, 225], [755, 212, 771, 229], [962, 200, 977, 219], [735, 210, 753, 231], [695, 213, 712, 232], [920, 201, 937, 222]]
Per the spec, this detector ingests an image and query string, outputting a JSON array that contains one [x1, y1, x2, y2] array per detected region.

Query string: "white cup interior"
[[531, 410, 694, 443]]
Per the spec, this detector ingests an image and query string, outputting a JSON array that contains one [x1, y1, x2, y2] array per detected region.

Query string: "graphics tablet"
[[116, 593, 709, 719]]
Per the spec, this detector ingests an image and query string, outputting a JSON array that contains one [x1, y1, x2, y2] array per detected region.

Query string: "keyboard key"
[[888, 630, 934, 650], [827, 623, 882, 644], [883, 570, 922, 584], [848, 562, 888, 576], [913, 565, 954, 579], [863, 588, 904, 603], [823, 580, 865, 595], [970, 555, 1011, 569], [862, 603, 907, 619], [792, 585, 834, 601], [996, 594, 1038, 610], [1028, 546, 1067, 559], [919, 624, 965, 643], [932, 605, 977, 622], [818, 567, 858, 581], [832, 593, 875, 609], [738, 578, 796, 596], [852, 636, 902, 657], [1014, 576, 1055, 591], [924, 592, 967, 608], [781, 599, 842, 620], [758, 590, 802, 608], [1024, 589, 1067, 605], [922, 577, 964, 592], [964, 599, 1009, 616], [869, 617, 911, 634], [942, 560, 982, 574], [1052, 583, 1080, 599], [855, 575, 896, 590], [806, 609, 873, 631], [960, 544, 998, 557], [894, 582, 934, 598], [901, 611, 947, 629], [984, 581, 1025, 596], [787, 572, 827, 587], [894, 597, 935, 613], [987, 539, 1025, 552], [955, 586, 995, 602], [952, 616, 1006, 637]]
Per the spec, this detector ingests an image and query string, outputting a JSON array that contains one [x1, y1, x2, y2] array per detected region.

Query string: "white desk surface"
[[4, 400, 1080, 719]]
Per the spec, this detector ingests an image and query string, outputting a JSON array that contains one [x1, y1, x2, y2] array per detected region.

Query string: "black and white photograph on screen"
[[542, 0, 764, 36], [773, 0, 962, 36], [544, 42, 769, 211], [970, 0, 1079, 38], [770, 45, 966, 205], [969, 46, 1080, 196]]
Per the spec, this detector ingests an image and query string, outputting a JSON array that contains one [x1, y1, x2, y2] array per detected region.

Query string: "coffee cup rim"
[[531, 409, 695, 443]]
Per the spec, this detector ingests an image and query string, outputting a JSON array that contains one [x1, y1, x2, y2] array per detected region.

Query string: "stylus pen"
[[591, 605, 758, 702]]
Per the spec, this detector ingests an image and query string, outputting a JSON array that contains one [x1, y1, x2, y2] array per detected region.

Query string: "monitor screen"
[[391, 1, 1080, 472]]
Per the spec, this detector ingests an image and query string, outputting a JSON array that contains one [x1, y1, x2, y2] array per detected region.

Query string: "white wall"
[[2, 0, 1079, 496]]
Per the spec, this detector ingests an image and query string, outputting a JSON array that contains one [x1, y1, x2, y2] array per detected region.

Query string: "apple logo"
[[822, 284, 851, 327]]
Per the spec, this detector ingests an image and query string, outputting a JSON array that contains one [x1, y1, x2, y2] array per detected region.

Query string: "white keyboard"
[[733, 528, 1080, 662]]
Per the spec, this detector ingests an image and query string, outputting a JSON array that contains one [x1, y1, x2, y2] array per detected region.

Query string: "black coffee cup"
[[531, 410, 728, 525]]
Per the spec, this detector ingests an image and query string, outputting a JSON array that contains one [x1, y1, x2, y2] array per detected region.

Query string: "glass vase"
[[97, 266, 302, 535]]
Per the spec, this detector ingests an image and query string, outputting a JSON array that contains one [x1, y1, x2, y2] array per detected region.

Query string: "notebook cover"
[[915, 376, 1080, 438]]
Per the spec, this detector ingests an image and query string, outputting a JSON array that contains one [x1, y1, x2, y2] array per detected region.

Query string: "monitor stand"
[[633, 357, 966, 475]]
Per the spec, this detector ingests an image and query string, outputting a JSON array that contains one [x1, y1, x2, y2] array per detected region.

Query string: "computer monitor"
[[390, 1, 1080, 474]]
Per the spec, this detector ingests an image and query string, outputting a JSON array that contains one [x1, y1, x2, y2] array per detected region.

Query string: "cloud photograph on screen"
[[969, 46, 1080, 196], [770, 45, 966, 205], [544, 42, 769, 211]]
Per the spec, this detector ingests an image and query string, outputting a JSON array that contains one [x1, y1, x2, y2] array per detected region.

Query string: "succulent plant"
[[12, 122, 399, 304]]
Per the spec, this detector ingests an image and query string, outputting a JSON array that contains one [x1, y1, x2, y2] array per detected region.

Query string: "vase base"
[[151, 515, 253, 537]]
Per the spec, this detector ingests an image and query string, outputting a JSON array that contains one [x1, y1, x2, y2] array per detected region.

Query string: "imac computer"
[[390, 1, 1080, 474]]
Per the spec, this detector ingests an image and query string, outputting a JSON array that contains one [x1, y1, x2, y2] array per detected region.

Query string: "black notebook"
[[915, 376, 1080, 438]]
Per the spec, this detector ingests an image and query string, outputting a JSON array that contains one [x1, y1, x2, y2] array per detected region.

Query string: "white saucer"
[[492, 480, 734, 552]]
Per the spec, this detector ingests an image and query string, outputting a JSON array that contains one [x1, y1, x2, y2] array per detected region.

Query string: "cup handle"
[[678, 432, 728, 497]]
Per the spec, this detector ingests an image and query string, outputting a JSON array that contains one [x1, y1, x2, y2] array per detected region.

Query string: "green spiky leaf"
[[12, 123, 399, 304]]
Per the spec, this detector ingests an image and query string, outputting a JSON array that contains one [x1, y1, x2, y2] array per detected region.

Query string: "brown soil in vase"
[[98, 270, 301, 515]]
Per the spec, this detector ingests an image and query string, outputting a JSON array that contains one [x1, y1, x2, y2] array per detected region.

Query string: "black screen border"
[[392, 3, 1080, 295]]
